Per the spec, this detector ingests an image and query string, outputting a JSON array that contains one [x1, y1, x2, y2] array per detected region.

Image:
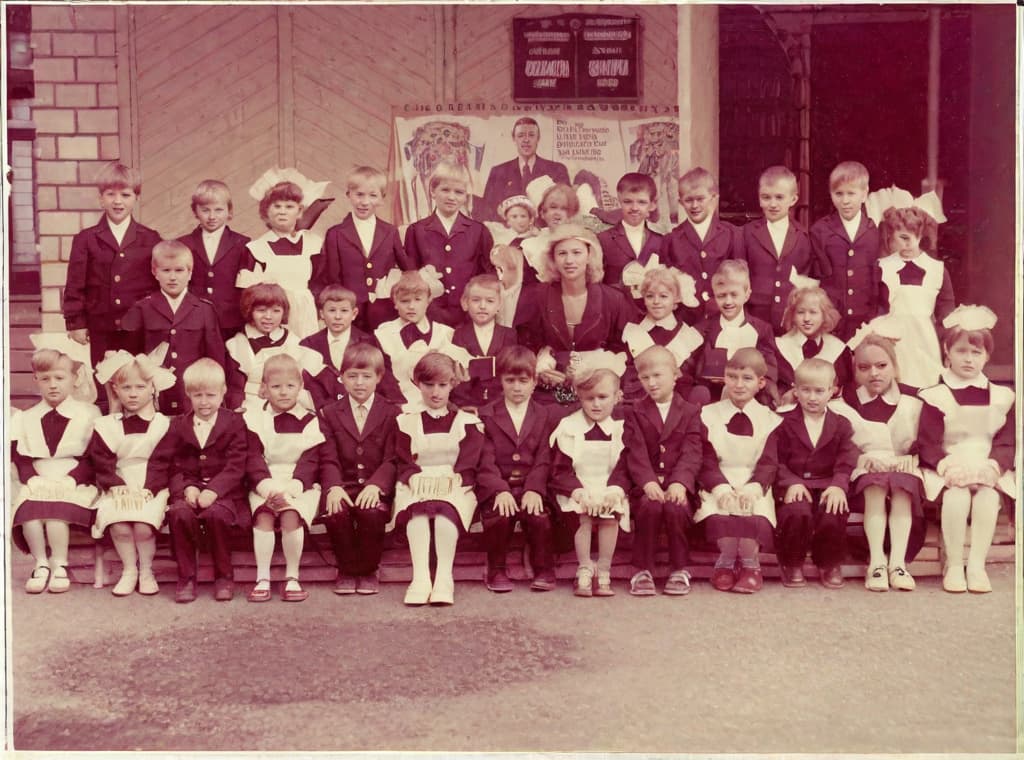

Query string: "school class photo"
[[6, 4, 1017, 610]]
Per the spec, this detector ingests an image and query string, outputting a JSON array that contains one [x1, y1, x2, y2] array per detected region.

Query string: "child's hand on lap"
[[184, 486, 201, 507], [665, 483, 688, 505], [784, 484, 811, 504], [820, 486, 848, 514], [355, 484, 382, 509], [494, 491, 519, 517], [521, 490, 544, 515], [643, 481, 666, 502], [197, 489, 217, 509], [325, 486, 353, 514]]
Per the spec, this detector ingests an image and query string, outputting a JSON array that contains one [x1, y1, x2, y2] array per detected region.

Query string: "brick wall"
[[29, 5, 119, 331]]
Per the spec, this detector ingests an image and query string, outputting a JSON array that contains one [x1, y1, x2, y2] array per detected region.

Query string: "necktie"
[[355, 404, 368, 433], [725, 411, 753, 437], [584, 424, 612, 442], [802, 339, 821, 359], [521, 162, 533, 188], [41, 408, 69, 456], [950, 385, 989, 406], [897, 259, 926, 286]]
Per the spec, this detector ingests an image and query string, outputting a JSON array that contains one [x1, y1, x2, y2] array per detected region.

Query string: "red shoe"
[[732, 566, 763, 594], [710, 566, 736, 592]]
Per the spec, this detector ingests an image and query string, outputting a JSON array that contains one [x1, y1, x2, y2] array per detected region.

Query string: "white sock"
[[574, 515, 594, 568], [406, 516, 431, 587], [253, 529, 275, 580], [434, 517, 459, 585], [967, 487, 1000, 572], [595, 521, 618, 574], [863, 487, 888, 568], [136, 534, 156, 575], [888, 492, 913, 568], [941, 487, 971, 568], [281, 527, 304, 580]]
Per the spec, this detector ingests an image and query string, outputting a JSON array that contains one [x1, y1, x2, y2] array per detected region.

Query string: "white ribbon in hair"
[[942, 304, 997, 332], [248, 167, 330, 205], [94, 349, 176, 391], [864, 185, 947, 226], [31, 332, 91, 366]]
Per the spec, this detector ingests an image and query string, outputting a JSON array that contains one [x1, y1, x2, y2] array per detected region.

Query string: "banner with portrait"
[[390, 105, 681, 231]]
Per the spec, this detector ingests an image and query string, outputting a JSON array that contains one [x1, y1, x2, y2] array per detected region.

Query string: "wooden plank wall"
[[125, 5, 677, 236]]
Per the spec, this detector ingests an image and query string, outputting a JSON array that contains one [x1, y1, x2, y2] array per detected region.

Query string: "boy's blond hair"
[[428, 160, 470, 193], [828, 161, 869, 191], [346, 165, 387, 194], [391, 270, 432, 302], [725, 347, 767, 378], [152, 239, 193, 269], [758, 165, 797, 192], [678, 166, 718, 195], [711, 259, 750, 290], [634, 345, 679, 376], [95, 161, 142, 195], [640, 267, 681, 301], [573, 367, 620, 394], [261, 353, 303, 383], [461, 273, 502, 301], [190, 179, 232, 213], [316, 284, 358, 310], [183, 358, 226, 393], [793, 357, 836, 388]]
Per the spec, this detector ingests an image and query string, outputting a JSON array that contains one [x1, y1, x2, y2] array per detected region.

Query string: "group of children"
[[10, 156, 1015, 605]]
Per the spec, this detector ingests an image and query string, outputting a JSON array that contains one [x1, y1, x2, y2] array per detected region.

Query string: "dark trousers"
[[321, 504, 389, 577], [166, 501, 236, 582], [479, 498, 554, 576], [89, 327, 144, 412], [775, 491, 849, 568], [631, 496, 695, 573]]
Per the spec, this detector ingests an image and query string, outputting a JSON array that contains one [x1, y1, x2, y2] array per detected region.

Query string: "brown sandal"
[[281, 577, 308, 602], [247, 579, 272, 603]]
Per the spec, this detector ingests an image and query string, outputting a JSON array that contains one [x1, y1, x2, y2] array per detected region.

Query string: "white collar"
[[942, 369, 988, 390], [272, 230, 302, 243], [721, 396, 762, 418], [505, 398, 529, 416], [107, 215, 131, 237], [435, 211, 458, 232], [352, 214, 376, 228], [44, 398, 78, 417], [202, 226, 225, 240], [350, 394, 374, 412], [163, 289, 187, 311], [473, 320, 495, 337], [194, 412, 218, 427], [690, 216, 712, 241], [584, 417, 614, 435], [245, 324, 286, 342], [840, 211, 861, 237], [622, 219, 646, 234], [424, 405, 450, 419], [719, 313, 748, 330], [640, 314, 678, 331], [856, 383, 901, 406], [519, 158, 535, 172], [121, 407, 156, 422], [767, 216, 790, 233], [329, 328, 351, 343], [273, 404, 307, 419], [404, 317, 432, 333]]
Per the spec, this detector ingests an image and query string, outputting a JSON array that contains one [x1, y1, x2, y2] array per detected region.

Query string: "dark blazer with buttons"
[[177, 225, 253, 336], [450, 320, 519, 409], [63, 215, 161, 331], [121, 291, 225, 414], [155, 409, 248, 516], [622, 394, 702, 496], [742, 217, 815, 333], [319, 396, 399, 499], [404, 212, 494, 326], [300, 326, 376, 409], [660, 215, 744, 321], [772, 407, 858, 492], [479, 156, 571, 221], [809, 211, 881, 339], [598, 222, 664, 294], [317, 214, 412, 327], [680, 312, 779, 393], [476, 399, 558, 503]]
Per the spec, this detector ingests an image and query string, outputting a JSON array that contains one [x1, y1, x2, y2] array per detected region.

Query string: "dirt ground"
[[5, 560, 1019, 755]]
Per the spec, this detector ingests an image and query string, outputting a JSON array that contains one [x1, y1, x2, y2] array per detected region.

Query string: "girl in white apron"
[[549, 367, 630, 597], [917, 306, 1016, 594], [392, 352, 485, 606], [774, 287, 851, 403], [11, 335, 100, 593], [88, 351, 176, 596], [244, 354, 325, 603]]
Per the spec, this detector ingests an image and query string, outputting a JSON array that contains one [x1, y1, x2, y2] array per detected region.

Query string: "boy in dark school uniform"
[[476, 346, 559, 592], [660, 166, 744, 323], [809, 161, 881, 340], [177, 179, 253, 340], [598, 173, 664, 296], [450, 274, 519, 412], [404, 159, 494, 327], [121, 240, 225, 415], [742, 165, 817, 334], [159, 359, 248, 603], [301, 284, 376, 408], [317, 166, 413, 332], [63, 161, 161, 409], [622, 346, 703, 597], [773, 358, 859, 589], [318, 343, 398, 595]]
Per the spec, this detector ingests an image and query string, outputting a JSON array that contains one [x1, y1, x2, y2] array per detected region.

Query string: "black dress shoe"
[[780, 564, 807, 588], [175, 579, 197, 604], [820, 565, 845, 589]]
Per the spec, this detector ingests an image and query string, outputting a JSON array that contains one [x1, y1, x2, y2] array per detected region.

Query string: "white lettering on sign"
[[532, 78, 557, 88], [596, 78, 619, 87], [588, 59, 629, 77], [592, 47, 623, 55], [528, 47, 562, 55], [583, 30, 631, 41], [525, 60, 570, 78]]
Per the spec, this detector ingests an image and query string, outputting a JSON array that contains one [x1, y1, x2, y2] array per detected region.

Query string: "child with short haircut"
[[318, 166, 412, 331], [831, 332, 927, 592], [157, 359, 247, 603], [695, 348, 782, 593], [404, 160, 494, 326], [392, 352, 486, 606], [621, 266, 703, 402], [917, 306, 1015, 594], [537, 182, 580, 229], [11, 336, 100, 594], [63, 162, 162, 409], [244, 354, 325, 603], [598, 172, 664, 292], [301, 284, 376, 407], [476, 345, 560, 593], [451, 274, 518, 411], [373, 269, 469, 409], [809, 161, 880, 339], [496, 195, 539, 247], [122, 240, 225, 415], [622, 346, 702, 596], [88, 352, 176, 596], [774, 286, 851, 404], [317, 343, 397, 595], [237, 180, 324, 338], [224, 283, 323, 412], [773, 358, 858, 589], [177, 179, 253, 339], [742, 166, 817, 333], [661, 167, 744, 321], [549, 367, 630, 597], [681, 259, 777, 406], [873, 201, 955, 389]]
